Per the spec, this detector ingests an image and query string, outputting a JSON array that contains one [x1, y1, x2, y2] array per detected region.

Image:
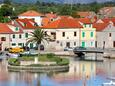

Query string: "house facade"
[[94, 18, 115, 49], [43, 17, 82, 50], [77, 18, 96, 48], [18, 10, 43, 26], [11, 19, 39, 49], [0, 23, 23, 50]]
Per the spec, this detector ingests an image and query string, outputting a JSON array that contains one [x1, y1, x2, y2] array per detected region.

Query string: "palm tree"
[[26, 29, 50, 63]]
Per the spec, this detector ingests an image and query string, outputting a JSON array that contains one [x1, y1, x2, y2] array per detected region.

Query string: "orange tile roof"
[[77, 11, 95, 18], [19, 10, 43, 17], [0, 23, 13, 34], [15, 19, 39, 29], [93, 23, 109, 31], [76, 18, 92, 24], [42, 17, 83, 29], [42, 17, 50, 26], [45, 13, 57, 18], [102, 18, 115, 24]]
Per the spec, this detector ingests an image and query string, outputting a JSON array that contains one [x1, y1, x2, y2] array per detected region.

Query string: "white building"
[[18, 10, 43, 26], [0, 23, 22, 50], [93, 18, 115, 49], [42, 17, 83, 50]]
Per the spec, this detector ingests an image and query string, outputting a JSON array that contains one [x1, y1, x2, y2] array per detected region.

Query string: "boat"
[[102, 81, 115, 86]]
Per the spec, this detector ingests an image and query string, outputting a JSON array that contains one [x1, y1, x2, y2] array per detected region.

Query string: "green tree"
[[0, 4, 14, 16], [59, 5, 74, 15], [26, 29, 50, 63], [3, 0, 11, 5]]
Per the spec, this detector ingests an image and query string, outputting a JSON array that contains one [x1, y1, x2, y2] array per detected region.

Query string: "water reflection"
[[0, 57, 115, 86]]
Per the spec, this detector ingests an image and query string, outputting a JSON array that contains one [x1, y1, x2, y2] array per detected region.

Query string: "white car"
[[64, 47, 73, 51]]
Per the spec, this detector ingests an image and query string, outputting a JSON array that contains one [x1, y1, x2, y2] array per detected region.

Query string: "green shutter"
[[82, 42, 85, 47], [90, 32, 93, 37], [91, 42, 93, 46], [82, 32, 85, 37], [84, 24, 86, 27], [30, 43, 33, 49], [18, 43, 22, 46], [15, 27, 18, 31], [25, 33, 28, 38], [12, 43, 16, 46]]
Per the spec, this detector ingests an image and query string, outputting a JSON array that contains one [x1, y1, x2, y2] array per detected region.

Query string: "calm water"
[[0, 55, 115, 86]]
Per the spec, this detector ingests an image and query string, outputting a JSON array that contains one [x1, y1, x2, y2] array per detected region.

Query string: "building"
[[98, 7, 115, 18], [0, 23, 22, 50], [76, 11, 96, 18], [77, 18, 96, 48], [11, 19, 39, 49], [18, 10, 43, 26], [43, 17, 82, 50], [93, 18, 115, 48]]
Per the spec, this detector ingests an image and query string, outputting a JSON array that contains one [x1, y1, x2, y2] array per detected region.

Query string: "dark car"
[[73, 46, 86, 52], [34, 45, 44, 51], [40, 45, 44, 51], [74, 46, 86, 50]]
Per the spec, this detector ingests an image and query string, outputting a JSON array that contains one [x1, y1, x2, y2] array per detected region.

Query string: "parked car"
[[73, 46, 86, 51], [33, 45, 44, 51], [9, 47, 24, 53], [64, 47, 73, 51]]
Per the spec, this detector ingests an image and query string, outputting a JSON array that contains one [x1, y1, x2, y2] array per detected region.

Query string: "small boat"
[[102, 81, 115, 86], [107, 77, 115, 80]]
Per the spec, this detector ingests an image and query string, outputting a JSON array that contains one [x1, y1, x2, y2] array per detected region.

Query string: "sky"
[[0, 0, 114, 4]]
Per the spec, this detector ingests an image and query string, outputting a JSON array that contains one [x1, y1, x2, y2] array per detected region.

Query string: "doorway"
[[66, 42, 70, 48], [113, 41, 115, 48]]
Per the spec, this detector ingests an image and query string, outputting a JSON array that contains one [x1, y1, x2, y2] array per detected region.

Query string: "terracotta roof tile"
[[0, 23, 13, 34], [76, 18, 92, 24], [42, 17, 83, 29], [77, 11, 95, 18], [42, 18, 50, 26], [45, 12, 57, 18], [16, 19, 39, 29], [19, 10, 43, 17], [93, 23, 109, 31]]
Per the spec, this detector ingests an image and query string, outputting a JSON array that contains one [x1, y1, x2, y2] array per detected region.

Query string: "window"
[[109, 33, 111, 37], [25, 33, 28, 38], [74, 42, 76, 46], [82, 42, 85, 47], [62, 32, 65, 37], [12, 43, 16, 46], [24, 23, 27, 27], [18, 43, 22, 46], [90, 32, 93, 37], [34, 23, 38, 26], [60, 42, 63, 46], [1, 37, 6, 41], [82, 32, 85, 37], [12, 34, 15, 38], [84, 24, 87, 27], [15, 27, 19, 31], [57, 41, 59, 43], [89, 24, 92, 27], [74, 32, 77, 36], [91, 42, 93, 46], [19, 34, 22, 38]]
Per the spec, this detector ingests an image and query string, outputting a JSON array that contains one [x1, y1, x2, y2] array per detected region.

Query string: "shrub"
[[47, 53, 55, 58], [57, 58, 69, 66], [19, 56, 34, 61], [8, 58, 20, 66]]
